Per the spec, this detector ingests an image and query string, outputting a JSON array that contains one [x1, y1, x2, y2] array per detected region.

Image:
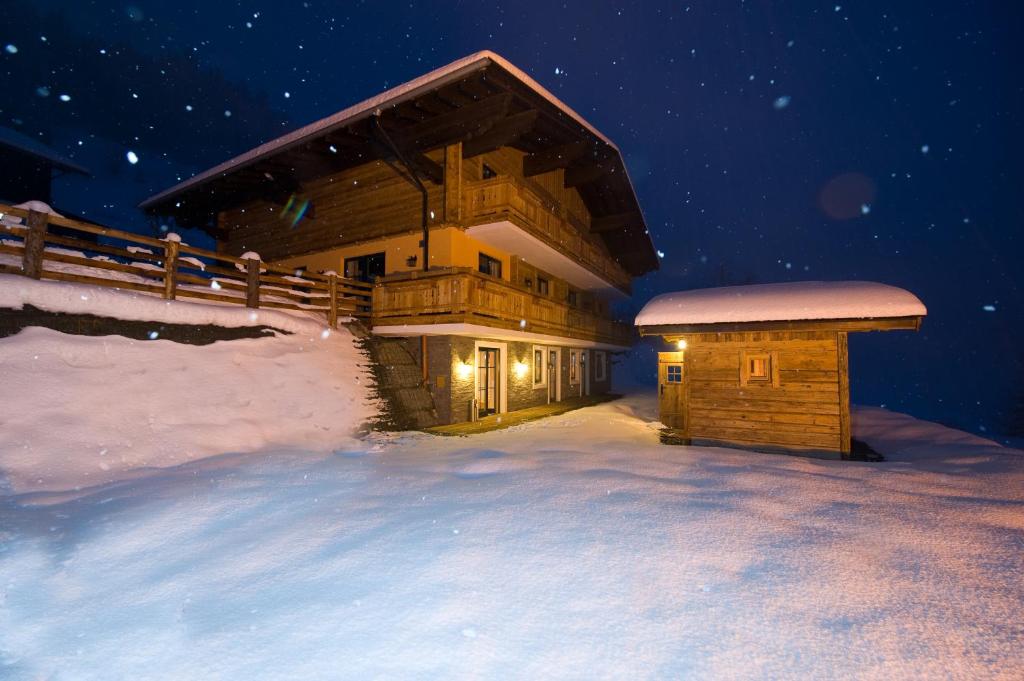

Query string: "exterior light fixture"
[[513, 361, 529, 379], [455, 361, 473, 380], [676, 339, 688, 350]]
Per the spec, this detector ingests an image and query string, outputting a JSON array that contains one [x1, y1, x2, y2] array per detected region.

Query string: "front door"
[[658, 351, 685, 430], [477, 347, 500, 417], [548, 349, 560, 402], [580, 350, 590, 397]]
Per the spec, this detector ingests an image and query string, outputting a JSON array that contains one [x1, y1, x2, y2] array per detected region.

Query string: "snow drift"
[[0, 278, 376, 494]]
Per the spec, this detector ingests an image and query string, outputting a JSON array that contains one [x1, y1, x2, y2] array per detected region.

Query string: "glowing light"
[[455, 361, 473, 380], [513, 361, 529, 379], [676, 339, 688, 350]]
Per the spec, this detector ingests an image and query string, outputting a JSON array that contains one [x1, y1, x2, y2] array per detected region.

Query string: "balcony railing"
[[461, 175, 632, 293], [371, 268, 633, 347]]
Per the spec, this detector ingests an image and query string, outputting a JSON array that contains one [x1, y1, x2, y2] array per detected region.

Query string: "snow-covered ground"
[[0, 277, 376, 494], [2, 393, 1021, 679]]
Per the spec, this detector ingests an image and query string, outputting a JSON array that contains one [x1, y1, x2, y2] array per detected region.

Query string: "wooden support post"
[[22, 210, 47, 279], [837, 331, 851, 457], [327, 273, 339, 329], [163, 239, 179, 300], [246, 258, 260, 308]]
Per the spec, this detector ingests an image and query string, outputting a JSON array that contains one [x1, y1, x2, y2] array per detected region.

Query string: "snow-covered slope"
[[0, 279, 376, 494], [1, 396, 1022, 679]]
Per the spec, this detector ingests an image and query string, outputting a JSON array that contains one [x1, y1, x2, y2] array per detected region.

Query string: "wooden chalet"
[[636, 281, 927, 459], [141, 51, 658, 426]]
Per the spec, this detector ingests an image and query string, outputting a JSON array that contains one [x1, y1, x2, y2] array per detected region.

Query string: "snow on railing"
[[0, 202, 372, 327]]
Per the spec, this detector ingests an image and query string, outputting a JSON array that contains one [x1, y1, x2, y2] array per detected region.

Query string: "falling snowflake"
[[126, 150, 139, 164], [59, 94, 71, 102], [861, 204, 871, 215], [773, 95, 791, 110], [920, 144, 930, 154], [148, 331, 159, 340], [982, 304, 996, 312], [4, 44, 17, 54]]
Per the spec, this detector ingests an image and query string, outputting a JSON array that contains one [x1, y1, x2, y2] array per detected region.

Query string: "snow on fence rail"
[[0, 203, 371, 327]]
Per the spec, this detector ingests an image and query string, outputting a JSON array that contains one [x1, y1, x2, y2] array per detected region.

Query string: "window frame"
[[478, 252, 503, 279], [740, 350, 780, 388], [532, 345, 547, 388], [536, 277, 550, 296], [569, 349, 580, 385]]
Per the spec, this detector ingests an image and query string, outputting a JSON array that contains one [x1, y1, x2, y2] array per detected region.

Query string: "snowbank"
[[1, 396, 1020, 679], [0, 284, 376, 494], [635, 281, 927, 326], [0, 274, 330, 336]]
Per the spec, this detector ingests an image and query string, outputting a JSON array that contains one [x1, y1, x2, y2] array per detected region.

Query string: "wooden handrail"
[[0, 203, 371, 327]]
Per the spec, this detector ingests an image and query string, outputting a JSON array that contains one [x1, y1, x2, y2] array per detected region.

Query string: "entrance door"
[[658, 351, 685, 430], [477, 347, 500, 417], [548, 349, 560, 402]]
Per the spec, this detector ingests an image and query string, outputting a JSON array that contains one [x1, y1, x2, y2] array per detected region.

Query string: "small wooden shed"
[[635, 281, 926, 458]]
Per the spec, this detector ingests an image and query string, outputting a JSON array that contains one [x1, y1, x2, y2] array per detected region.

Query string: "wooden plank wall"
[[218, 149, 446, 261], [684, 330, 848, 453]]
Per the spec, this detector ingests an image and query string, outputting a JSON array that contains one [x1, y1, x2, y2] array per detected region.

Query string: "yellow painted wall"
[[275, 226, 511, 281]]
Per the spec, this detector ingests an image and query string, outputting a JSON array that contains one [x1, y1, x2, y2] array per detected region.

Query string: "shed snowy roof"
[[0, 126, 89, 175], [635, 281, 927, 329]]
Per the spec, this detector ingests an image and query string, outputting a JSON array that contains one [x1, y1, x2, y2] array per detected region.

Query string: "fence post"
[[163, 239, 179, 300], [22, 210, 47, 279], [327, 273, 339, 329], [246, 257, 260, 308]]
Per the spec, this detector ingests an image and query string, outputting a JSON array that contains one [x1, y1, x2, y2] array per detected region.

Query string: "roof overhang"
[[372, 322, 630, 351], [638, 316, 924, 337], [139, 50, 658, 277], [466, 220, 628, 298]]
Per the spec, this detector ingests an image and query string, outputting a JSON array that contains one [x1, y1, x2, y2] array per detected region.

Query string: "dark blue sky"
[[3, 1, 1021, 437]]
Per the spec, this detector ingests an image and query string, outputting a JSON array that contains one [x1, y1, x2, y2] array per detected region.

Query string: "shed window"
[[666, 365, 682, 383], [741, 351, 778, 387]]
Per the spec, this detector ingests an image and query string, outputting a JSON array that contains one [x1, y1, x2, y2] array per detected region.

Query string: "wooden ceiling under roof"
[[142, 58, 659, 277]]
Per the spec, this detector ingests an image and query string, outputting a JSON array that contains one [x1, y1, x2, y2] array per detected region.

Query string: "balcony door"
[[344, 252, 385, 284], [476, 346, 501, 418]]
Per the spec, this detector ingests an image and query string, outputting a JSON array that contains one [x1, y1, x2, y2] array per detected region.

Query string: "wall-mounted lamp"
[[676, 339, 688, 350], [513, 360, 529, 379], [455, 360, 474, 380]]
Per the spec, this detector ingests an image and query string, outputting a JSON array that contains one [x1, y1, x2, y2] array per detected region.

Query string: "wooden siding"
[[218, 149, 446, 260], [681, 330, 849, 453]]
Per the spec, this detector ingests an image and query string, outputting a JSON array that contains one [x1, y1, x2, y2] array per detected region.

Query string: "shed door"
[[658, 351, 685, 430]]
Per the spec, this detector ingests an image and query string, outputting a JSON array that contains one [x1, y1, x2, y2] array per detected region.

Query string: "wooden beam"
[[522, 140, 591, 177], [462, 109, 539, 158], [590, 211, 640, 234], [387, 92, 512, 152], [564, 163, 608, 188]]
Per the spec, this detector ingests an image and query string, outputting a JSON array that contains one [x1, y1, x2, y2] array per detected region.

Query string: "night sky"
[[2, 1, 1021, 437]]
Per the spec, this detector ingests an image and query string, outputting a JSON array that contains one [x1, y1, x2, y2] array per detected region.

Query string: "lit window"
[[741, 351, 777, 387], [748, 356, 769, 380], [666, 365, 682, 383], [533, 347, 546, 387], [569, 350, 579, 384]]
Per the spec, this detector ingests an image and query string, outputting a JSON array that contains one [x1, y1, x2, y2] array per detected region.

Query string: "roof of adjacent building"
[[0, 126, 90, 175], [635, 281, 927, 330], [140, 50, 659, 277]]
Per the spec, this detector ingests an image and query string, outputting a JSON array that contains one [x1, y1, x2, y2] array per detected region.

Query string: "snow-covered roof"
[[0, 126, 89, 175], [140, 50, 617, 210], [635, 281, 927, 328]]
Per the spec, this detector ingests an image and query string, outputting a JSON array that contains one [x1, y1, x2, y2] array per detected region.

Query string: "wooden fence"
[[0, 203, 371, 327]]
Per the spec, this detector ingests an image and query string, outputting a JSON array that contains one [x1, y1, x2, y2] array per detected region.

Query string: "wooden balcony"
[[461, 175, 633, 293], [371, 268, 634, 348]]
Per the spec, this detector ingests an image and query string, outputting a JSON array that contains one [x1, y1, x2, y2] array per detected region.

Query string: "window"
[[532, 346, 546, 387], [537, 277, 549, 296], [594, 351, 607, 381], [567, 290, 578, 307], [479, 252, 502, 278], [344, 252, 385, 283], [482, 163, 497, 179], [524, 277, 533, 290], [666, 365, 682, 383], [741, 351, 778, 387], [569, 350, 579, 385]]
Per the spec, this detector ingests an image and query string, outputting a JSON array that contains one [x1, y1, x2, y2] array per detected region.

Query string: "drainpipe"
[[372, 113, 431, 385], [371, 113, 429, 272]]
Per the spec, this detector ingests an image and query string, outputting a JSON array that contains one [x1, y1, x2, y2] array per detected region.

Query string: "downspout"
[[372, 113, 431, 385]]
